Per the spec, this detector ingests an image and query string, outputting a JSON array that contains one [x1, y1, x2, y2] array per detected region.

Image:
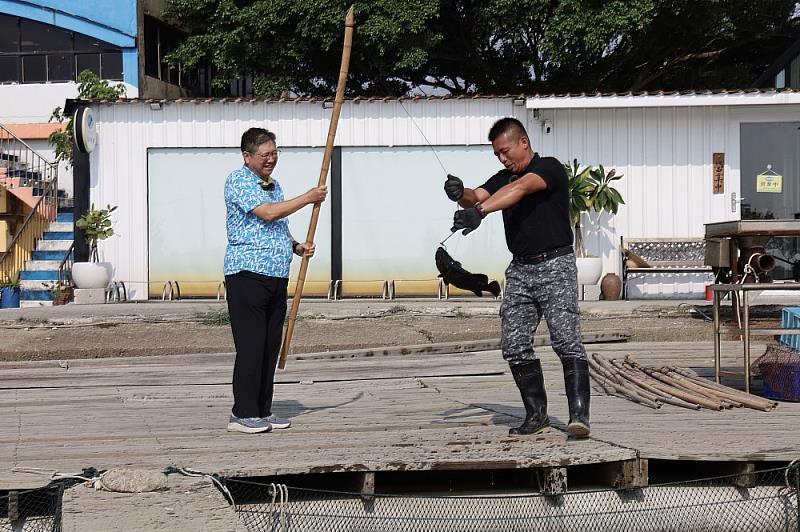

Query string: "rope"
[[12, 466, 102, 484], [164, 466, 237, 511], [732, 253, 762, 333], [785, 459, 800, 491], [268, 482, 289, 531]]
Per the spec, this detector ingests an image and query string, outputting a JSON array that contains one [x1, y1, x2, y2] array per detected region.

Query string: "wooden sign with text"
[[713, 153, 724, 194]]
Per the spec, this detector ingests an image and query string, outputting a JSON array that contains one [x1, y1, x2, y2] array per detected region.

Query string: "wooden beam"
[[596, 458, 649, 490], [534, 467, 567, 496], [733, 462, 756, 488]]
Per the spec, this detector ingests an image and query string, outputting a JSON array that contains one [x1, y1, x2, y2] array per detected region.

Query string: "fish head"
[[435, 246, 454, 275]]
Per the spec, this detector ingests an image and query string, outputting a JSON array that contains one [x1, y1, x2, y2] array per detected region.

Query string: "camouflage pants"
[[500, 254, 587, 366]]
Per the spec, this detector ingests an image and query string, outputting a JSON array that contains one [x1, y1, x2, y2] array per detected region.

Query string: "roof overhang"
[[526, 91, 800, 109]]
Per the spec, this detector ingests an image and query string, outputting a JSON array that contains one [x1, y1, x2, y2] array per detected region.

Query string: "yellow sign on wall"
[[757, 173, 782, 193]]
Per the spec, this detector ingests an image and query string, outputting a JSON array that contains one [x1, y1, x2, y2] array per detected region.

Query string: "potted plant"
[[0, 273, 21, 308], [71, 204, 117, 289], [565, 159, 625, 285]]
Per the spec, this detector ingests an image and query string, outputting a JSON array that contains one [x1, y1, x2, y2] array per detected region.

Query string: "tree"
[[162, 0, 440, 96], [161, 0, 800, 97], [48, 70, 127, 168]]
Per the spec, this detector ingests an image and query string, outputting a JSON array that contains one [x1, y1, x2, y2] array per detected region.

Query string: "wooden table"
[[712, 282, 800, 393]]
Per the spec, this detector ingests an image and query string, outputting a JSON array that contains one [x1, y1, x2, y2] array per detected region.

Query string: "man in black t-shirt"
[[444, 117, 590, 439]]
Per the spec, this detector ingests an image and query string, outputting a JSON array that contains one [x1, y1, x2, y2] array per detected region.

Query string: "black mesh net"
[[0, 482, 64, 532], [752, 344, 800, 402], [221, 464, 800, 532]]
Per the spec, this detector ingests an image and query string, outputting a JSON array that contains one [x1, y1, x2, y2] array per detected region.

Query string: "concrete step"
[[20, 280, 56, 290], [25, 260, 65, 271], [20, 270, 58, 281], [32, 249, 69, 261], [37, 240, 73, 251], [56, 213, 73, 223], [42, 231, 73, 240], [49, 221, 72, 232], [20, 300, 53, 308], [19, 288, 55, 301]]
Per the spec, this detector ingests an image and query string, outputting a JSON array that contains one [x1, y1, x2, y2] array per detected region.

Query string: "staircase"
[[18, 207, 73, 307], [0, 124, 64, 305]]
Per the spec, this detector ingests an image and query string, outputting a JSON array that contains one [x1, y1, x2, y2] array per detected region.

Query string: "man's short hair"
[[241, 127, 277, 153], [488, 117, 528, 143]]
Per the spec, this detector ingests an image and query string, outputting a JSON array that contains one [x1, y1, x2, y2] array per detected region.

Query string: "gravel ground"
[[0, 301, 782, 362]]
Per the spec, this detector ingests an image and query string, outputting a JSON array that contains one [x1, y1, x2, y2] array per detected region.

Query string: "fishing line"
[[397, 99, 449, 175], [397, 99, 459, 250], [440, 230, 457, 248]]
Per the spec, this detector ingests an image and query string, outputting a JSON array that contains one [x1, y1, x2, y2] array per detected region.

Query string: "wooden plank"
[[1, 340, 798, 491]]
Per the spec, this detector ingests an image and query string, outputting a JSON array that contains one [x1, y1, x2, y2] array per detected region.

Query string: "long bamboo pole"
[[278, 6, 355, 370]]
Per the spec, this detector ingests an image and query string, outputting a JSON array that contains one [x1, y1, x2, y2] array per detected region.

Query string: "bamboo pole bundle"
[[608, 358, 701, 410], [588, 353, 776, 412], [666, 366, 777, 411], [592, 355, 665, 405]]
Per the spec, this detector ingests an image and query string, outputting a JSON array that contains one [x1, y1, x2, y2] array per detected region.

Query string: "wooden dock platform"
[[2, 338, 798, 495]]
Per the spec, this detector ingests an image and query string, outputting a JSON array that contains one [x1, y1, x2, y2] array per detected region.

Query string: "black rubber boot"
[[562, 356, 591, 438], [509, 360, 549, 436]]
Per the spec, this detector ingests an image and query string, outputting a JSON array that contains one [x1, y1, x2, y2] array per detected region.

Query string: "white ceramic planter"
[[71, 262, 112, 289], [576, 256, 603, 285]]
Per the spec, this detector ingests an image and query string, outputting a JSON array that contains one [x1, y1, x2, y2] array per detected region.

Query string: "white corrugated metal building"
[[84, 89, 800, 300]]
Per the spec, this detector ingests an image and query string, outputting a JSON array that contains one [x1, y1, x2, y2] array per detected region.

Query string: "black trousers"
[[226, 271, 288, 418]]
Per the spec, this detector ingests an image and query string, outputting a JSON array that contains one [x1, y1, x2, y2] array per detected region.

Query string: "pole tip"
[[346, 5, 355, 25]]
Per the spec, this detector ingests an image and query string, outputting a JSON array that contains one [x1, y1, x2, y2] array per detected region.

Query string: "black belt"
[[513, 245, 574, 265]]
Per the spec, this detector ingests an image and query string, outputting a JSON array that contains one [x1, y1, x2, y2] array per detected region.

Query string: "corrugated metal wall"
[[89, 99, 522, 300], [88, 98, 800, 300]]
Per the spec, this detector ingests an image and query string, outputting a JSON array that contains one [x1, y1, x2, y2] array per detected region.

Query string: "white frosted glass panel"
[[148, 147, 329, 296], [341, 146, 512, 287]]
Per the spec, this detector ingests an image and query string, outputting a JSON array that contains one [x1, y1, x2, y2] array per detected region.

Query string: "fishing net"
[[221, 464, 800, 532], [751, 344, 800, 402], [0, 482, 64, 532]]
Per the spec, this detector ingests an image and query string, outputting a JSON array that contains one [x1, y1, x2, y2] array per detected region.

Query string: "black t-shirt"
[[479, 153, 572, 257]]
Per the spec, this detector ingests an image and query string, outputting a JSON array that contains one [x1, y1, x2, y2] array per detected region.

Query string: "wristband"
[[474, 202, 487, 218], [291, 241, 301, 254]]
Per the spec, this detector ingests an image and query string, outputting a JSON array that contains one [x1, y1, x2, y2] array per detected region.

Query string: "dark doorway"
[[740, 122, 800, 279]]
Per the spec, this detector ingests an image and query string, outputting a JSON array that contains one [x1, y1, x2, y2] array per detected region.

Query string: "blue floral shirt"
[[224, 164, 292, 278]]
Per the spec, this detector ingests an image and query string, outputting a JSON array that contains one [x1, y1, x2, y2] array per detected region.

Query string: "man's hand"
[[304, 186, 328, 205], [294, 241, 316, 257], [451, 206, 483, 235], [444, 174, 464, 202]]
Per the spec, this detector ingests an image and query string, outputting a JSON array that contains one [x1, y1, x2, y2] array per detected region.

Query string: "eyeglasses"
[[250, 149, 281, 160]]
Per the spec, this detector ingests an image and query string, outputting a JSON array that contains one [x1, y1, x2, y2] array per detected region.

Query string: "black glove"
[[451, 206, 483, 235], [444, 174, 464, 201]]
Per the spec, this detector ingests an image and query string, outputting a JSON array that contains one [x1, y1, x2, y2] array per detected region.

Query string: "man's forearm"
[[254, 194, 311, 221], [458, 188, 479, 208]]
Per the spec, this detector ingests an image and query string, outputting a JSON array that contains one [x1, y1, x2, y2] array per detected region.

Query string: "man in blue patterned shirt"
[[224, 127, 327, 434]]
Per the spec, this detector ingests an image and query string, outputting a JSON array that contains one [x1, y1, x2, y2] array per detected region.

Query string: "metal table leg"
[[713, 288, 721, 384], [743, 289, 750, 394]]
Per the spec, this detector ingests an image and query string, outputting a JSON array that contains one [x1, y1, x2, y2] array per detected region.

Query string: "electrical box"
[[704, 238, 731, 267]]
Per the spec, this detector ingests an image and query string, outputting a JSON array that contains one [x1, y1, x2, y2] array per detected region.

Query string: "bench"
[[620, 237, 713, 299]]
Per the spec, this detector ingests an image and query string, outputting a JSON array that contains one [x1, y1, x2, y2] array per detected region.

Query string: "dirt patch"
[[0, 304, 782, 362]]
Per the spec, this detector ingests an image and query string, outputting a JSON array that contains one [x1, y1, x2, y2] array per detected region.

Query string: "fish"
[[435, 246, 501, 297]]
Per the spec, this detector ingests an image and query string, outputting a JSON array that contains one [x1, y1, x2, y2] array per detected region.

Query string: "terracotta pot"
[[600, 273, 622, 301]]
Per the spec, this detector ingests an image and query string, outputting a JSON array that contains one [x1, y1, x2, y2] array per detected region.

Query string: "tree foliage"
[[48, 70, 127, 168], [162, 0, 800, 97]]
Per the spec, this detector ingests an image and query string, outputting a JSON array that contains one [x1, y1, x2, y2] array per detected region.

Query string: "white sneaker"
[[263, 414, 291, 429], [227, 415, 272, 433]]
